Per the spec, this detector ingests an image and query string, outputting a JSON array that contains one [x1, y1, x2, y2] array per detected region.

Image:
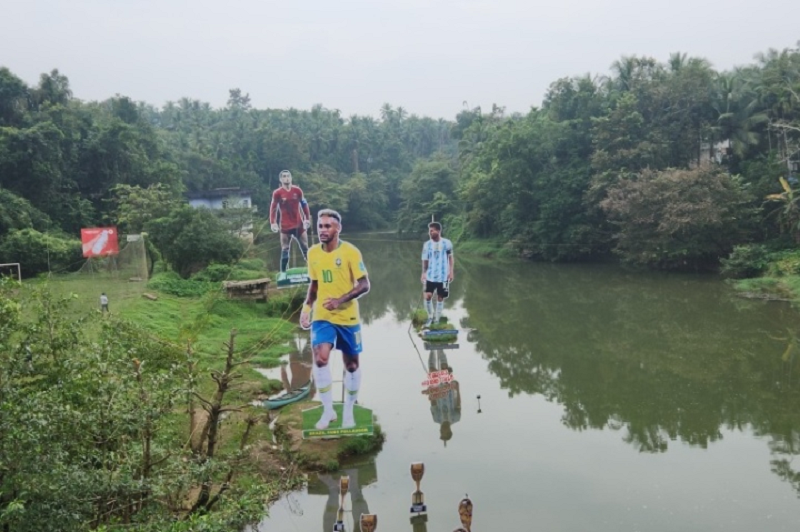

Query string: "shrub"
[[720, 244, 771, 278], [0, 228, 82, 277], [192, 263, 233, 282], [767, 249, 800, 277], [145, 205, 245, 277], [600, 165, 758, 270]]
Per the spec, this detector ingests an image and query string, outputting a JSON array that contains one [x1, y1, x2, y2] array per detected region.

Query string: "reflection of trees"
[[459, 258, 800, 475], [348, 237, 464, 325]]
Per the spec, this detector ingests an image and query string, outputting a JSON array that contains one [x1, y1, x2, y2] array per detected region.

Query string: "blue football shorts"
[[311, 321, 363, 356]]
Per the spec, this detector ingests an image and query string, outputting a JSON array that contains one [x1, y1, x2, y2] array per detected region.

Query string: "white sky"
[[1, 0, 798, 119]]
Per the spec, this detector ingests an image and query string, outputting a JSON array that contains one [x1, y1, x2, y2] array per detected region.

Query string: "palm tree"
[[711, 69, 768, 159]]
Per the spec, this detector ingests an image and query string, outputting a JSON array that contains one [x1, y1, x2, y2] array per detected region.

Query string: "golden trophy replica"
[[333, 476, 349, 531], [410, 462, 427, 514], [457, 495, 473, 531], [360, 513, 378, 532]]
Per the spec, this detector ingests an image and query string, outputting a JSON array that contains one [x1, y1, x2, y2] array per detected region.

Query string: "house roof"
[[186, 187, 252, 200]]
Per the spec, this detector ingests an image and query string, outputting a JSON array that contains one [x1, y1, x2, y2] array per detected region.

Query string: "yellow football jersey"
[[307, 240, 368, 325]]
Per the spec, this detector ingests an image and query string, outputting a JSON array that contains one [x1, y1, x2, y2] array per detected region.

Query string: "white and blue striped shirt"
[[422, 238, 453, 283]]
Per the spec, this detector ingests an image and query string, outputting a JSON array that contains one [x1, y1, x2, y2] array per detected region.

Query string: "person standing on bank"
[[420, 221, 454, 328], [100, 292, 109, 313], [300, 209, 370, 430], [269, 170, 312, 272]]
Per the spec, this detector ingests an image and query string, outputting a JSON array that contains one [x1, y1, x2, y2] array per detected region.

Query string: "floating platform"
[[418, 328, 459, 347], [301, 403, 374, 439]]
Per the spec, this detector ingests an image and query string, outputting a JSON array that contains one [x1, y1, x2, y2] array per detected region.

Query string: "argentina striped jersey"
[[422, 238, 453, 283]]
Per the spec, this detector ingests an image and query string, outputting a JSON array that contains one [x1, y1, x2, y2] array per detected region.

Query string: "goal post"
[[0, 263, 22, 283]]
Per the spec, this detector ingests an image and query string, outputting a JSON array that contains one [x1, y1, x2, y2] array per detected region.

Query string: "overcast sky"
[[1, 0, 798, 119]]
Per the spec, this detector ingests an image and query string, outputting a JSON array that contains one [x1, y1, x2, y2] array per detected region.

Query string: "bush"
[[767, 249, 800, 277], [720, 244, 771, 278], [191, 263, 233, 282], [0, 228, 82, 277], [145, 205, 245, 277], [600, 166, 758, 270]]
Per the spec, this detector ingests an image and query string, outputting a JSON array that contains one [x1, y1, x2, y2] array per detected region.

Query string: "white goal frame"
[[0, 263, 21, 283]]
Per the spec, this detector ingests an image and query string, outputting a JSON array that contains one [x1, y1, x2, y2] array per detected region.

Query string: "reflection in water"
[[308, 459, 377, 532], [263, 238, 800, 529], [280, 333, 313, 393], [358, 238, 800, 497], [423, 350, 461, 447], [457, 256, 800, 493]]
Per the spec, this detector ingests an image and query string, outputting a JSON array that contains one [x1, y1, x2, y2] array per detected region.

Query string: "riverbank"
[[456, 237, 519, 259], [730, 275, 800, 301], [725, 247, 800, 302], [10, 268, 385, 528]]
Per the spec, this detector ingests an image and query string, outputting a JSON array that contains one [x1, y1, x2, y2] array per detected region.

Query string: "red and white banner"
[[81, 227, 119, 257]]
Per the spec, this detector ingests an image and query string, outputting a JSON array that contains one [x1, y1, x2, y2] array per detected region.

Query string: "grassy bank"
[[730, 276, 800, 301], [455, 237, 519, 259], [725, 246, 800, 302]]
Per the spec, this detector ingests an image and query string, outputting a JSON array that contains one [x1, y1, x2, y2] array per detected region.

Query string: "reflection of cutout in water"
[[281, 334, 313, 393], [423, 350, 461, 446], [309, 459, 377, 531]]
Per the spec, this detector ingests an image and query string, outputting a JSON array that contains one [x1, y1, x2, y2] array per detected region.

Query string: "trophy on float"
[[410, 462, 427, 514], [457, 495, 473, 531], [333, 476, 349, 531]]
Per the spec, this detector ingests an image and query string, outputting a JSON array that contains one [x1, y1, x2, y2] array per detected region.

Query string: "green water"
[[259, 236, 800, 531]]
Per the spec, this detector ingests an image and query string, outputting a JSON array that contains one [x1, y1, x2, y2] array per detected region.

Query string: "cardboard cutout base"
[[277, 266, 310, 288], [424, 342, 460, 350], [302, 403, 374, 439]]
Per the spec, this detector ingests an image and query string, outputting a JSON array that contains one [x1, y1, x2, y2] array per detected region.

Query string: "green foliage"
[[0, 228, 82, 276], [0, 283, 294, 531], [106, 183, 182, 234], [0, 187, 52, 236], [767, 249, 800, 277], [600, 166, 758, 270], [145, 205, 245, 277], [1, 44, 799, 274], [720, 244, 771, 278], [397, 155, 459, 234]]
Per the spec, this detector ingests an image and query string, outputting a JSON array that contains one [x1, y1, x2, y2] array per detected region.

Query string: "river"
[[257, 235, 800, 531]]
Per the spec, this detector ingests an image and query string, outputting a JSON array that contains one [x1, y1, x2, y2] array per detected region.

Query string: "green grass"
[[21, 269, 302, 371], [123, 291, 298, 367], [301, 404, 374, 432], [731, 276, 800, 300]]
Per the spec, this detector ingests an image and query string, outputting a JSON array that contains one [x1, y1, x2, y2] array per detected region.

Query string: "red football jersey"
[[269, 185, 310, 230]]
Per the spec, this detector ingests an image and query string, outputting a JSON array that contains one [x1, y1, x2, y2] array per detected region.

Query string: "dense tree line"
[[452, 46, 800, 270], [1, 43, 799, 276]]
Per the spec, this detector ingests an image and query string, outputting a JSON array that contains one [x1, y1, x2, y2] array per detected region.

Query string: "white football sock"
[[343, 367, 361, 427], [312, 364, 337, 429], [424, 300, 433, 320]]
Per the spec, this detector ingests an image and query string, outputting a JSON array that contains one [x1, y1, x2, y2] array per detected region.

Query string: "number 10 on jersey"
[[322, 269, 333, 283]]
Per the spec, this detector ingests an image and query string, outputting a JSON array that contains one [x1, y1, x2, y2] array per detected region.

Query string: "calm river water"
[[258, 235, 800, 532]]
